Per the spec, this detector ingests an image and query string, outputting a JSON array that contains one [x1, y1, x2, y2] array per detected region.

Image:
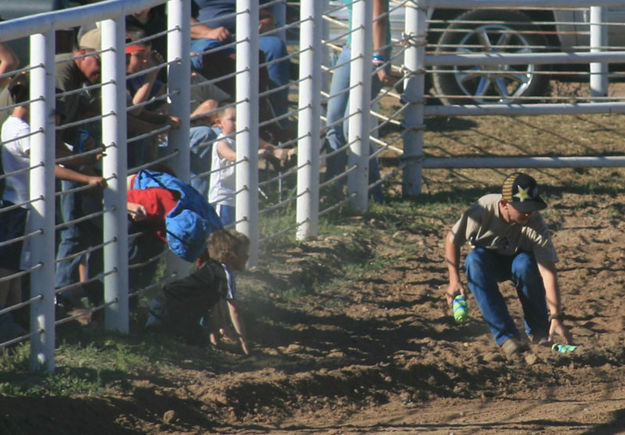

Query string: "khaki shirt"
[[451, 193, 558, 264]]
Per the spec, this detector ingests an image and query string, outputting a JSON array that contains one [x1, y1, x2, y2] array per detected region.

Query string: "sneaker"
[[501, 337, 525, 358]]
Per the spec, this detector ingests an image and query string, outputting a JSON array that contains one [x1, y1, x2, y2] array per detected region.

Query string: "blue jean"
[[55, 181, 103, 307], [215, 204, 235, 227], [325, 47, 384, 203], [190, 35, 290, 119], [189, 126, 218, 198], [464, 247, 549, 346]]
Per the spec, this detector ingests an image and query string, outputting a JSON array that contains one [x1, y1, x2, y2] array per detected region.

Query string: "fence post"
[[167, 0, 191, 179], [321, 0, 331, 93], [236, 0, 260, 266], [347, 0, 372, 211], [296, 0, 321, 240], [590, 6, 608, 100], [101, 17, 129, 332], [29, 30, 56, 373], [402, 0, 426, 196], [167, 0, 192, 279]]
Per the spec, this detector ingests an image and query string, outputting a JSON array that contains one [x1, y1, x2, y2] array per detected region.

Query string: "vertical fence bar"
[[167, 0, 192, 278], [402, 0, 425, 196], [101, 17, 129, 332], [590, 6, 608, 99], [347, 0, 372, 211], [167, 0, 191, 180], [29, 31, 56, 373], [321, 0, 331, 93], [236, 0, 260, 265], [296, 0, 321, 240]]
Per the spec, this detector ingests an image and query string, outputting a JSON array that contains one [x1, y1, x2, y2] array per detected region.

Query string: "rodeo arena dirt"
[[3, 109, 625, 434], [3, 1, 625, 434]]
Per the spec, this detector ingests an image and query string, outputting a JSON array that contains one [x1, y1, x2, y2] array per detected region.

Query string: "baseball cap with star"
[[501, 172, 547, 213]]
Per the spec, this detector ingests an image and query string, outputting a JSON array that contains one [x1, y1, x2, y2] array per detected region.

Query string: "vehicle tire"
[[432, 9, 549, 105]]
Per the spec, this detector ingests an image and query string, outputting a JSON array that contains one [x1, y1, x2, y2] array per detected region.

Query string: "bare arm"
[[54, 165, 107, 188], [372, 0, 388, 56], [537, 261, 572, 344], [444, 231, 464, 306], [129, 51, 165, 113], [0, 42, 19, 89], [216, 139, 237, 161], [190, 17, 231, 41], [372, 0, 392, 85], [226, 299, 250, 355], [30, 144, 105, 187]]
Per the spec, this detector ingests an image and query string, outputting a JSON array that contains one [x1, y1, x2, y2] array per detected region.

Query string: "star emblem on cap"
[[514, 186, 531, 202]]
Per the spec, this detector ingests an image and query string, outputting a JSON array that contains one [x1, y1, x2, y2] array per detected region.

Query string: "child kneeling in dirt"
[[146, 229, 251, 354]]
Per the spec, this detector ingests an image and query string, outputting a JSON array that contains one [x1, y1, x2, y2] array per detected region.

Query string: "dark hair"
[[8, 72, 29, 104]]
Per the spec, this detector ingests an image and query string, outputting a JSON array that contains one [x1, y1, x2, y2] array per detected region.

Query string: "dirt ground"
[[4, 110, 625, 434]]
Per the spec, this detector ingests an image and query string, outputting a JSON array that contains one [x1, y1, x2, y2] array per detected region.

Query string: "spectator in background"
[[0, 14, 19, 90], [324, 0, 394, 204], [123, 35, 181, 167], [51, 28, 107, 311], [208, 104, 280, 226], [0, 73, 106, 337], [124, 26, 230, 195], [0, 41, 19, 89], [190, 0, 291, 124], [0, 28, 105, 313]]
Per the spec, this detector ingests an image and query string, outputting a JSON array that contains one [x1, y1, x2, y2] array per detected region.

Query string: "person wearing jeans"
[[444, 172, 573, 358], [324, 0, 394, 203], [190, 0, 290, 122], [464, 247, 549, 346], [325, 47, 386, 203]]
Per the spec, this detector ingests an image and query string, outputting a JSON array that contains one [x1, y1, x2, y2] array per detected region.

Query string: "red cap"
[[125, 44, 145, 54]]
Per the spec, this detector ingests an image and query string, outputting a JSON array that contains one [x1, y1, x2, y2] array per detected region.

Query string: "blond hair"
[[207, 229, 249, 263]]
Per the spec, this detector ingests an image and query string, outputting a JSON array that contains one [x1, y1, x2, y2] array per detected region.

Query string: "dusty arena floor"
[[3, 110, 625, 434]]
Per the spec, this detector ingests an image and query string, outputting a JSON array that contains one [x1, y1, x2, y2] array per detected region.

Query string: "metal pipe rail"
[[426, 51, 625, 66], [0, 0, 395, 372], [423, 156, 625, 168]]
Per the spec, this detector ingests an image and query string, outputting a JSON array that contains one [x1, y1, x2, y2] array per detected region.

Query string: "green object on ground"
[[452, 295, 468, 323]]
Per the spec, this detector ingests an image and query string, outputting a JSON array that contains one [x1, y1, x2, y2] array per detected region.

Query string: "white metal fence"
[[403, 0, 625, 194], [2, 0, 625, 372]]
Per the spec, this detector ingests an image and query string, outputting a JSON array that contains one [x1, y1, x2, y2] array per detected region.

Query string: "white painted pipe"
[[28, 31, 56, 373], [167, 0, 191, 180], [426, 0, 625, 8], [347, 0, 372, 211], [236, 0, 260, 266], [101, 18, 129, 333], [423, 156, 625, 168], [0, 0, 164, 42], [590, 6, 609, 99], [166, 0, 192, 279], [425, 102, 625, 117], [296, 0, 321, 240], [402, 0, 425, 196], [426, 51, 625, 66]]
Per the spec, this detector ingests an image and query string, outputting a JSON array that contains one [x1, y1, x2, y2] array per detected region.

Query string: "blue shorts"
[[0, 202, 27, 270]]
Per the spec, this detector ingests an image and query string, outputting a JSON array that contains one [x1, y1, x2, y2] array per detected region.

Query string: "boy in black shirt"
[[147, 229, 250, 354]]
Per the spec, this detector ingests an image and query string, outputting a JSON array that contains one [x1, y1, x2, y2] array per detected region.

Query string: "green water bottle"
[[552, 343, 578, 353], [452, 295, 468, 323]]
